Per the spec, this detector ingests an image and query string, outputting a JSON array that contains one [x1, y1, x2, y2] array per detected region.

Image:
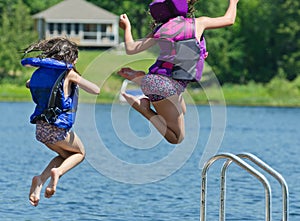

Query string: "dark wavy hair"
[[150, 0, 199, 30], [22, 37, 78, 64]]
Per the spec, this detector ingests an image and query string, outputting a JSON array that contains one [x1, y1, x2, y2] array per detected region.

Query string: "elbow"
[[224, 17, 236, 26], [229, 18, 236, 26], [94, 87, 100, 95], [125, 47, 137, 55], [124, 42, 139, 55], [126, 51, 136, 55], [89, 85, 100, 95]]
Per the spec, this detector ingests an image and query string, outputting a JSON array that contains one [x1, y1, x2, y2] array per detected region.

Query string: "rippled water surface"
[[0, 102, 299, 220]]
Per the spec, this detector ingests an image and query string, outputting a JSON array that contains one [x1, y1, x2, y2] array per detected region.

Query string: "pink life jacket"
[[149, 16, 207, 82]]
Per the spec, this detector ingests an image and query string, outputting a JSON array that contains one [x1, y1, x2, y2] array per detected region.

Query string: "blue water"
[[0, 102, 299, 221]]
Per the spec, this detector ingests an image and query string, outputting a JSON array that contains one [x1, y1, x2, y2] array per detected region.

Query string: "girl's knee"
[[166, 133, 184, 144], [80, 148, 86, 158]]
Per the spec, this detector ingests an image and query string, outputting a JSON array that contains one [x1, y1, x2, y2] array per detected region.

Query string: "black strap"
[[47, 70, 67, 108], [41, 70, 67, 123]]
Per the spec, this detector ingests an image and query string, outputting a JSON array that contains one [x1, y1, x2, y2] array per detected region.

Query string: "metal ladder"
[[200, 152, 289, 221]]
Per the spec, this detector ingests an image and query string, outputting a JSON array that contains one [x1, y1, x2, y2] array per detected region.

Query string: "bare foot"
[[117, 67, 145, 83], [122, 92, 151, 114], [45, 168, 60, 198], [29, 176, 43, 207]]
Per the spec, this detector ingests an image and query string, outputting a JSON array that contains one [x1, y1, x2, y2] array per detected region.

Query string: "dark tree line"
[[0, 0, 299, 84]]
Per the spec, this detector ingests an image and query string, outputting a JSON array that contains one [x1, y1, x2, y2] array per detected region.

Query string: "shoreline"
[[1, 79, 299, 107], [1, 95, 299, 108]]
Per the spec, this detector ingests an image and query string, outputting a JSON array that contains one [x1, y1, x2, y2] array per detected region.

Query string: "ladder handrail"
[[220, 153, 289, 221], [201, 153, 272, 221], [238, 152, 288, 221]]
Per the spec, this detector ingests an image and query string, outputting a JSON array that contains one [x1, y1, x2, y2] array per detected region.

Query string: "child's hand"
[[119, 14, 131, 30]]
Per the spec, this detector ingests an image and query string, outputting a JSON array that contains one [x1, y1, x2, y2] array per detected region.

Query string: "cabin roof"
[[33, 0, 118, 21]]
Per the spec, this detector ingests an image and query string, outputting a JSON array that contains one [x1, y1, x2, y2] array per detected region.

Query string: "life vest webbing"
[[39, 70, 69, 124]]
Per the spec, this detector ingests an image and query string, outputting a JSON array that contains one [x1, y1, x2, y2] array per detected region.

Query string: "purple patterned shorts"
[[141, 74, 189, 101], [36, 120, 68, 144]]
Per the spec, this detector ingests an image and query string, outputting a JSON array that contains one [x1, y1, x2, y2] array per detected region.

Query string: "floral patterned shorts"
[[141, 74, 189, 101], [35, 120, 68, 144]]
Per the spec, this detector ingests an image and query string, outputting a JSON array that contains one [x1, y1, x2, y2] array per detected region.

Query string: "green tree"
[[195, 0, 244, 84], [237, 0, 279, 83], [23, 0, 62, 14], [194, 0, 292, 84], [276, 0, 300, 80], [0, 0, 37, 82], [89, 0, 152, 38], [0, 0, 298, 85]]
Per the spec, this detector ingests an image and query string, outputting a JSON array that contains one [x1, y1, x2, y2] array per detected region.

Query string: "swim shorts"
[[141, 74, 189, 102], [35, 120, 68, 144]]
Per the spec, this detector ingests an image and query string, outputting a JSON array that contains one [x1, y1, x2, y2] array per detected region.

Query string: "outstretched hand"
[[119, 14, 131, 30]]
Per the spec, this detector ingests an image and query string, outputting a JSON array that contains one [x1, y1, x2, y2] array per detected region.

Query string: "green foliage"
[[0, 0, 299, 87], [1, 50, 299, 106], [240, 0, 278, 82], [23, 0, 62, 14], [88, 0, 153, 39], [266, 76, 300, 99], [276, 0, 300, 80], [193, 0, 299, 84], [0, 0, 37, 84], [0, 83, 31, 101]]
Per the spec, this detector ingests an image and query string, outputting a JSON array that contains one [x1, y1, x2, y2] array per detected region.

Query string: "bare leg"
[[117, 67, 145, 85], [29, 156, 64, 206], [44, 131, 85, 198], [122, 92, 185, 144], [151, 95, 185, 144], [44, 168, 60, 198], [180, 96, 187, 115], [44, 153, 83, 198]]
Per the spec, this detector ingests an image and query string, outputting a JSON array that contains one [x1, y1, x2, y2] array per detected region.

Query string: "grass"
[[0, 83, 31, 101], [1, 50, 300, 107]]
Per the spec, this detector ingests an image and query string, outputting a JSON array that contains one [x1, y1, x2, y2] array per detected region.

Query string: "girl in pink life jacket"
[[118, 0, 239, 144]]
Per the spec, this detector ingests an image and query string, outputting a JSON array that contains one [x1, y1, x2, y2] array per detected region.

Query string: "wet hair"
[[22, 37, 78, 64]]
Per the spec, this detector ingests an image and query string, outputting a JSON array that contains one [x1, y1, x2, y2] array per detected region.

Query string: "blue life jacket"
[[22, 58, 78, 130]]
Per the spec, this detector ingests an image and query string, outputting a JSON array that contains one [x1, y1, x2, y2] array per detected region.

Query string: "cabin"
[[33, 0, 119, 47]]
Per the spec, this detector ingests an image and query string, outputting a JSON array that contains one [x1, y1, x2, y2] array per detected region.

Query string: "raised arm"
[[195, 0, 239, 38], [67, 70, 100, 95], [119, 14, 156, 55]]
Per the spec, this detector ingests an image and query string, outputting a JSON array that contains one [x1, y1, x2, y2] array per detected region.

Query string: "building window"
[[100, 24, 106, 33], [101, 24, 113, 33], [83, 24, 97, 41], [74, 23, 79, 35], [49, 23, 54, 34], [57, 23, 62, 34], [84, 24, 97, 32], [66, 23, 72, 35], [100, 24, 114, 43]]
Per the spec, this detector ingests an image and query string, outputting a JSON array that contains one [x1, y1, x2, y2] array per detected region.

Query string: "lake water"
[[0, 102, 299, 221]]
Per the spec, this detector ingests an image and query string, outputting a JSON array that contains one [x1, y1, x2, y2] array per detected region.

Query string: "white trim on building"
[[33, 0, 119, 47]]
